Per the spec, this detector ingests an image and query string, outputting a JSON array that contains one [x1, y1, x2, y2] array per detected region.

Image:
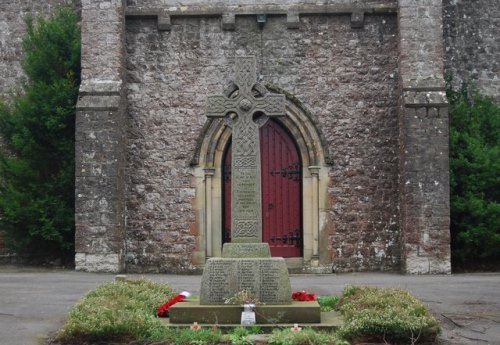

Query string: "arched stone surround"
[[192, 91, 331, 271]]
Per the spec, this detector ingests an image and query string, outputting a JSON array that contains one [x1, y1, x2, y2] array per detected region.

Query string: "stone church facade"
[[1, 0, 498, 273]]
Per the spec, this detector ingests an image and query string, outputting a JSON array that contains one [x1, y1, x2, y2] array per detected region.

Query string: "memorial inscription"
[[233, 169, 258, 218], [259, 261, 281, 301], [238, 259, 258, 291], [200, 258, 292, 304], [206, 260, 233, 302]]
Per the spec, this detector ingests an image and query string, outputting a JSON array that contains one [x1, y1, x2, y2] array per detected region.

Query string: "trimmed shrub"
[[58, 279, 176, 342], [337, 285, 439, 343]]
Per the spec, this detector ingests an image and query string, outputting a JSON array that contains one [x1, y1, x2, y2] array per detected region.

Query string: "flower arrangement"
[[291, 290, 317, 301], [224, 289, 261, 305], [156, 291, 191, 317]]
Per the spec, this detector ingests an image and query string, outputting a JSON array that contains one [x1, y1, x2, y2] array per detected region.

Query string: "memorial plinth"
[[170, 300, 321, 324], [200, 249, 291, 305]]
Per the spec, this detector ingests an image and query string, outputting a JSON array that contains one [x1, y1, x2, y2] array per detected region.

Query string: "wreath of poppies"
[[156, 291, 191, 317], [291, 290, 317, 301]]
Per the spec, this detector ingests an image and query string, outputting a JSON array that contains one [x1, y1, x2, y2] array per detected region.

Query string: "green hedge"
[[448, 85, 500, 269]]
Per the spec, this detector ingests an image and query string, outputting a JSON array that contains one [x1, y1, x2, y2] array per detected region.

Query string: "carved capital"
[[308, 166, 321, 176]]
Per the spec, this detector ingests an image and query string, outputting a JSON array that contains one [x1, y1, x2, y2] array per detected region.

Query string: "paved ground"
[[0, 267, 499, 345]]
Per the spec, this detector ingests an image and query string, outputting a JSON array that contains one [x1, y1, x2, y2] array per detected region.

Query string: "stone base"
[[200, 257, 291, 304], [74, 253, 121, 273], [169, 300, 321, 324], [222, 243, 271, 258], [403, 253, 452, 274]]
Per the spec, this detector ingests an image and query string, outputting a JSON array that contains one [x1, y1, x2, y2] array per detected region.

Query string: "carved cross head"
[[206, 57, 285, 127]]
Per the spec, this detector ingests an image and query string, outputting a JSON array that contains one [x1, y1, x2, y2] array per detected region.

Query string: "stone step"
[[164, 308, 343, 331], [169, 300, 323, 324]]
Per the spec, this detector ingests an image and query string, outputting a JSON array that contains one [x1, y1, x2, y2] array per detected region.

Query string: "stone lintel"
[[401, 79, 446, 92], [222, 243, 271, 258], [200, 257, 291, 305], [79, 81, 122, 96], [403, 90, 448, 108], [76, 95, 122, 111], [77, 81, 124, 111]]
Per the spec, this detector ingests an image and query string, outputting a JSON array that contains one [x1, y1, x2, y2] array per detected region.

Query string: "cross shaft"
[[206, 57, 285, 242]]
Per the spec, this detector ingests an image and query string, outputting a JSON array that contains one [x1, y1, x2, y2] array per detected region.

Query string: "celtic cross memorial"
[[206, 57, 285, 243], [199, 57, 292, 305]]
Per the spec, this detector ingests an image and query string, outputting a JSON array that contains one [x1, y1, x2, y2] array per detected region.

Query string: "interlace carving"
[[233, 220, 259, 238]]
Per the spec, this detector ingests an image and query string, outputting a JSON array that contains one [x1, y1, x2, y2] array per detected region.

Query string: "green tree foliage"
[[448, 85, 500, 269], [0, 6, 80, 263]]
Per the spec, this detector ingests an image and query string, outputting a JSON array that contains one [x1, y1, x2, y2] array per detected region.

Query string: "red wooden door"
[[223, 119, 302, 257]]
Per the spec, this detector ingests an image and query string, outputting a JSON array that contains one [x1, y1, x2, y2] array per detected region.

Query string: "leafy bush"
[[58, 279, 176, 342], [0, 6, 80, 263], [337, 285, 439, 343], [448, 85, 500, 269], [317, 295, 340, 312], [222, 326, 261, 345]]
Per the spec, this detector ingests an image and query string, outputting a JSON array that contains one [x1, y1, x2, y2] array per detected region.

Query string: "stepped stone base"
[[200, 256, 292, 304], [169, 300, 321, 324], [222, 243, 271, 258]]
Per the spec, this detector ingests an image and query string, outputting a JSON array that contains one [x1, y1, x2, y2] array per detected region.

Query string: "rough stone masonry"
[[1, 0, 497, 273], [73, 0, 449, 274]]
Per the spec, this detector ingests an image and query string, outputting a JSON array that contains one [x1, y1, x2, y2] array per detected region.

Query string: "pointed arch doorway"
[[194, 94, 330, 269], [222, 118, 303, 257]]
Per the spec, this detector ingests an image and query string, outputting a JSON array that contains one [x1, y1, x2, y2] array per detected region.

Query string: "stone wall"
[[443, 0, 500, 102], [124, 9, 400, 272]]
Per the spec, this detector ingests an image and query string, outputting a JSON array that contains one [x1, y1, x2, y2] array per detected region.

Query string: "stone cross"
[[206, 57, 285, 243]]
